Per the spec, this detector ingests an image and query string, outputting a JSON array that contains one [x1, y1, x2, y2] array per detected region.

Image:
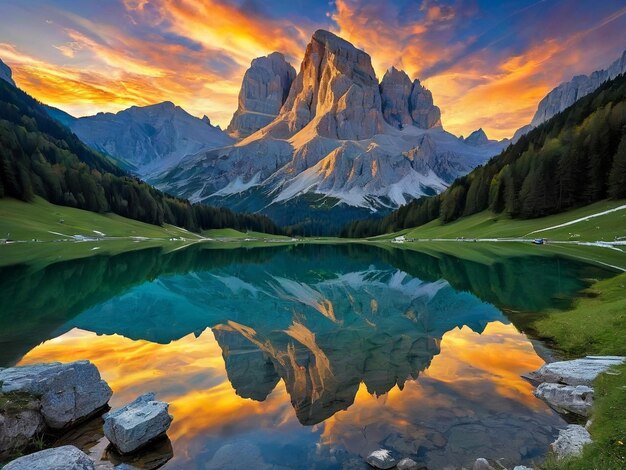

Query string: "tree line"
[[0, 81, 283, 235], [342, 72, 626, 238]]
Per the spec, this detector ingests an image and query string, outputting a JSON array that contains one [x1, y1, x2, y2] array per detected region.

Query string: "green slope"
[[395, 200, 626, 241]]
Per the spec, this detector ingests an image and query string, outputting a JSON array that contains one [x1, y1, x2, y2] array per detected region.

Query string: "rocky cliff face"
[[153, 30, 506, 227], [261, 29, 386, 141], [226, 52, 295, 139], [71, 101, 233, 176], [0, 58, 16, 87], [379, 67, 442, 130], [530, 49, 626, 127]]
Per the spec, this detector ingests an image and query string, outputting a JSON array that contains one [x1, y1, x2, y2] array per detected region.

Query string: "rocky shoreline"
[[0, 361, 173, 469], [1, 356, 623, 469]]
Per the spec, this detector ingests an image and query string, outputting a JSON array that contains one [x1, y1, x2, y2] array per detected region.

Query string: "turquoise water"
[[0, 244, 614, 469]]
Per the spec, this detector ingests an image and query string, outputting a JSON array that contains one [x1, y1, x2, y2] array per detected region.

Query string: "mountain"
[[155, 30, 506, 233], [0, 76, 283, 235], [226, 52, 296, 138], [462, 128, 490, 146], [512, 48, 626, 141], [342, 72, 626, 237], [0, 59, 15, 87], [43, 104, 77, 128], [67, 101, 233, 178]]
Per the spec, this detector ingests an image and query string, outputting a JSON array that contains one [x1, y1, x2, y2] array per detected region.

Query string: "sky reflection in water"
[[8, 245, 610, 469]]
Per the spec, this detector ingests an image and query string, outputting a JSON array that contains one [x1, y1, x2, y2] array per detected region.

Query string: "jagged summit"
[[380, 66, 442, 130], [463, 128, 489, 146], [227, 51, 295, 139], [0, 58, 16, 87], [255, 28, 385, 141]]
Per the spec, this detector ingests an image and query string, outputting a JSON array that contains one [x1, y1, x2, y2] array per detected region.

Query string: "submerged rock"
[[366, 448, 397, 469], [534, 383, 594, 416], [550, 424, 592, 459], [397, 457, 424, 469], [0, 361, 112, 429], [3, 445, 95, 470], [103, 393, 172, 454], [472, 457, 496, 470], [527, 356, 624, 386]]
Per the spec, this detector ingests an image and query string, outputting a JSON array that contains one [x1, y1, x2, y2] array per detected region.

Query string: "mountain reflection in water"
[[3, 244, 615, 469]]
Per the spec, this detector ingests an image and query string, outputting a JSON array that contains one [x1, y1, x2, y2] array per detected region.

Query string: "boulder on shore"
[[366, 448, 397, 469], [0, 361, 112, 429], [550, 424, 592, 459], [527, 356, 624, 386], [397, 457, 423, 470], [0, 393, 45, 457], [534, 383, 594, 416], [103, 393, 172, 454], [3, 445, 95, 470]]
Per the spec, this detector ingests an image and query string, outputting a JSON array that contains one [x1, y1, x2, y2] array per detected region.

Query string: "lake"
[[0, 243, 616, 469]]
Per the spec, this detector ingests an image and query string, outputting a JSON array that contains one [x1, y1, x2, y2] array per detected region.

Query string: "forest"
[[342, 73, 626, 238], [0, 81, 283, 235]]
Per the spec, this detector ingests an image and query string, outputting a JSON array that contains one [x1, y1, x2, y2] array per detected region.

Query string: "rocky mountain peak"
[[0, 58, 16, 87], [227, 51, 296, 139], [380, 67, 413, 128], [265, 29, 385, 140], [464, 128, 489, 146], [379, 67, 442, 130]]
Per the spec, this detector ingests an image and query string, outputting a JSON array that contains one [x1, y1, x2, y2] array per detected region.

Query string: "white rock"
[[528, 356, 624, 386], [104, 393, 172, 454], [550, 424, 592, 459], [534, 383, 594, 416], [3, 445, 95, 470], [0, 361, 112, 429], [472, 457, 496, 470], [513, 466, 533, 470], [366, 448, 397, 469]]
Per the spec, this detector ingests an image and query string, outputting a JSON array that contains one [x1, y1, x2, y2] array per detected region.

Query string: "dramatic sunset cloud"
[[1, 0, 625, 139]]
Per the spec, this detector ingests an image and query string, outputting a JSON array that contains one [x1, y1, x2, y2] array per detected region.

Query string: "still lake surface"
[[0, 244, 616, 469]]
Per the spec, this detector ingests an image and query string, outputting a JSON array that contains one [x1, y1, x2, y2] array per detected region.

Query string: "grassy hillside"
[[390, 200, 626, 241], [0, 197, 199, 241]]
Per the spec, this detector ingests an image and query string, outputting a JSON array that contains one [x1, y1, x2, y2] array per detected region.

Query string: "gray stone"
[[0, 399, 45, 456], [513, 466, 533, 470], [379, 67, 441, 130], [3, 445, 95, 470], [472, 457, 495, 470], [397, 457, 423, 469], [528, 356, 624, 386], [366, 449, 397, 469], [227, 52, 296, 139], [534, 383, 594, 416], [0, 361, 112, 429], [550, 424, 592, 459], [104, 393, 172, 454]]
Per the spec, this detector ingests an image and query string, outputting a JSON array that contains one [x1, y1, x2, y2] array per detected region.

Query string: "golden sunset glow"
[[1, 1, 625, 139]]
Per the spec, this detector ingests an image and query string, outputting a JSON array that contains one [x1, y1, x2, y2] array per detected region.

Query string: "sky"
[[1, 0, 625, 140]]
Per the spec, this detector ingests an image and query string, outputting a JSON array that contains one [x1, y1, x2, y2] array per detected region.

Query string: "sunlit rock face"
[[263, 29, 386, 140], [154, 30, 506, 223], [226, 52, 296, 139]]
